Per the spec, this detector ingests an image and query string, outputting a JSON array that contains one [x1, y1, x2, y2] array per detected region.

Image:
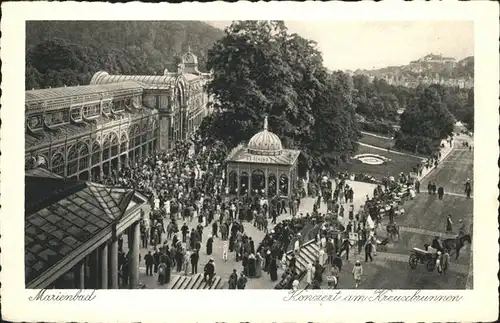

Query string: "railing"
[[286, 222, 322, 252]]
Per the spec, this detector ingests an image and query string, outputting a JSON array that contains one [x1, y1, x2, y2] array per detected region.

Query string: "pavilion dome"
[[247, 116, 283, 156]]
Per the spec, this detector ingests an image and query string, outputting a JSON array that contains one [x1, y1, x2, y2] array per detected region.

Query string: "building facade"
[[25, 50, 212, 180]]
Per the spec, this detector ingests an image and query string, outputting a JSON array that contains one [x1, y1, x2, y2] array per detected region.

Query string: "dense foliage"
[[351, 75, 474, 135], [199, 21, 361, 173], [395, 87, 455, 155], [25, 21, 224, 90]]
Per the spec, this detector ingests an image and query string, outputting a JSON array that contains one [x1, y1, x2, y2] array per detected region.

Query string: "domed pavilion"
[[225, 116, 301, 198]]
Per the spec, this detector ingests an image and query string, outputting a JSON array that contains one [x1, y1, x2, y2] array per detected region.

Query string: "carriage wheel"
[[426, 259, 436, 272], [409, 254, 418, 269]]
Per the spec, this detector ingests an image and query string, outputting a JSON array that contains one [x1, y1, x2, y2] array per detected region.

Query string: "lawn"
[[359, 132, 395, 149], [385, 194, 473, 268], [339, 145, 425, 180]]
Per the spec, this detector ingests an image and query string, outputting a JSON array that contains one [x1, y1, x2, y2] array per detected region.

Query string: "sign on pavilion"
[[225, 116, 301, 198]]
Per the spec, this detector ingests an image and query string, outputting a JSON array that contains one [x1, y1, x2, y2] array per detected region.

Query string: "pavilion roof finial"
[[188, 45, 191, 53], [264, 115, 268, 131]]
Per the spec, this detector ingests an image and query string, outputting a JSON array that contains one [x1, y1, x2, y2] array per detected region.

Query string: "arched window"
[[51, 153, 65, 177], [228, 171, 237, 194], [110, 132, 119, 157], [142, 123, 148, 143], [78, 143, 89, 171], [251, 170, 265, 194], [279, 174, 289, 196], [268, 174, 277, 197], [66, 145, 78, 176], [240, 172, 249, 195], [91, 141, 101, 166], [102, 136, 110, 161], [120, 133, 128, 153], [129, 124, 141, 148]]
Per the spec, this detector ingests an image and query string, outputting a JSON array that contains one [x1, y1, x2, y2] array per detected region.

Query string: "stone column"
[[248, 169, 253, 196], [100, 243, 108, 289], [288, 170, 292, 197], [109, 238, 119, 289], [236, 170, 240, 198], [264, 168, 269, 198], [129, 221, 140, 289], [276, 172, 280, 197], [78, 261, 85, 289], [93, 249, 100, 288]]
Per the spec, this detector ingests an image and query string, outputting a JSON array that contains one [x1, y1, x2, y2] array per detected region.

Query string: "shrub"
[[358, 120, 395, 136], [394, 132, 441, 156]]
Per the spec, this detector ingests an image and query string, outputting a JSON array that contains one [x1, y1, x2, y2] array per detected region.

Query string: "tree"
[[396, 87, 455, 154], [201, 20, 360, 173]]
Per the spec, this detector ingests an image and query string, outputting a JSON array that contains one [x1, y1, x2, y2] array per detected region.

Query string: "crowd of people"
[[93, 128, 468, 290]]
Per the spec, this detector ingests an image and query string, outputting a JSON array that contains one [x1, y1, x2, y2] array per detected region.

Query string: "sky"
[[206, 21, 474, 71]]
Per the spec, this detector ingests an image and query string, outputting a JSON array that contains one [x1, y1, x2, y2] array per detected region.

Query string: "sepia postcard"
[[1, 1, 499, 322]]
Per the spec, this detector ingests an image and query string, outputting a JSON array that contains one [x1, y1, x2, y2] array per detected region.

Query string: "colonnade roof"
[[25, 171, 137, 286], [91, 71, 177, 86], [25, 109, 156, 150], [25, 81, 143, 104]]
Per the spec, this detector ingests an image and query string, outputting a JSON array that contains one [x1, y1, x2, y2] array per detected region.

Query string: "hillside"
[[25, 21, 224, 90]]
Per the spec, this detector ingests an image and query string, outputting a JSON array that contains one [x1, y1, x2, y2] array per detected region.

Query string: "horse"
[[442, 234, 472, 260], [386, 223, 400, 241]]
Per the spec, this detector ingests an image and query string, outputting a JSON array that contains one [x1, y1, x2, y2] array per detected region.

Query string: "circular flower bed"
[[352, 153, 391, 165]]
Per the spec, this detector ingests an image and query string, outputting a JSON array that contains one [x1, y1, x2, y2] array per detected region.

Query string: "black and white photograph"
[[1, 2, 498, 322], [23, 19, 475, 290]]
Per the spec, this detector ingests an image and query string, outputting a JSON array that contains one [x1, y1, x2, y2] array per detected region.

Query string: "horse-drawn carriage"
[[408, 247, 439, 271]]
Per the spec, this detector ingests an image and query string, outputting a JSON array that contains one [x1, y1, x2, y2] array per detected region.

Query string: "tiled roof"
[[25, 173, 137, 285], [25, 81, 143, 103], [227, 147, 301, 166]]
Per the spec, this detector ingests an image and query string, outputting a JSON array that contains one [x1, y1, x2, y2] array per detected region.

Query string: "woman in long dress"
[[306, 263, 315, 286], [352, 260, 363, 288], [255, 253, 263, 278], [269, 257, 278, 281], [206, 235, 213, 255]]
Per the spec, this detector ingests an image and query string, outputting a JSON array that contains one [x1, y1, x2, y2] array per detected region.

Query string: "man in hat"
[[464, 179, 472, 199], [203, 258, 216, 284]]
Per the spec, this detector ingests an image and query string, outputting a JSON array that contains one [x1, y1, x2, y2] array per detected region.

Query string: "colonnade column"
[[109, 238, 119, 289], [248, 171, 252, 196], [78, 260, 85, 289], [276, 173, 280, 197], [264, 168, 269, 198], [129, 221, 140, 289], [236, 170, 240, 198], [288, 170, 292, 197], [100, 244, 108, 289]]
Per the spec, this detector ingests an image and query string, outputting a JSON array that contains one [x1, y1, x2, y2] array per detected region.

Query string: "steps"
[[286, 240, 320, 272], [169, 273, 222, 289]]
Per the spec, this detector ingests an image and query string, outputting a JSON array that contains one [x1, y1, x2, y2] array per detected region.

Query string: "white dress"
[[306, 264, 315, 285]]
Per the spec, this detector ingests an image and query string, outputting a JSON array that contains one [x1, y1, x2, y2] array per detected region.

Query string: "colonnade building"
[[24, 50, 211, 289], [25, 50, 212, 180]]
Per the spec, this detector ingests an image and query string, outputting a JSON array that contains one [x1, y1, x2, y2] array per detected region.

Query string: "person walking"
[[144, 251, 154, 276], [222, 239, 229, 262], [437, 186, 444, 200], [352, 260, 363, 288], [190, 249, 199, 274], [446, 214, 453, 233]]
